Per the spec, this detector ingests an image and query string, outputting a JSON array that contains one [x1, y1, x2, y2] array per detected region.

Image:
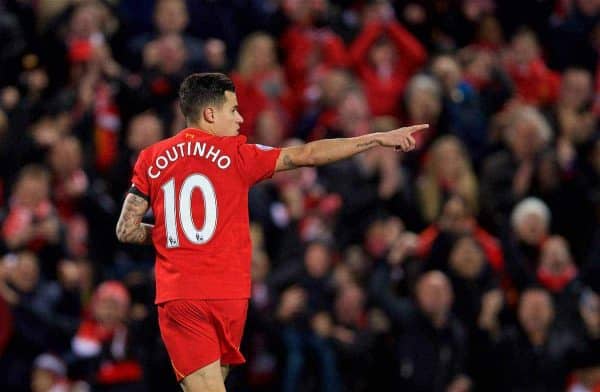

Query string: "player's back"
[[130, 128, 280, 303]]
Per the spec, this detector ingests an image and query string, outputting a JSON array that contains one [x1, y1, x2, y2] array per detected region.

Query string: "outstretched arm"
[[275, 124, 428, 171], [116, 193, 153, 245]]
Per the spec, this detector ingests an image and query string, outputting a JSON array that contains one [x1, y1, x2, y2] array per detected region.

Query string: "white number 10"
[[161, 174, 217, 248]]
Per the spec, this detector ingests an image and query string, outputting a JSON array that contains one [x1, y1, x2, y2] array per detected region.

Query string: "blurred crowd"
[[0, 0, 599, 391]]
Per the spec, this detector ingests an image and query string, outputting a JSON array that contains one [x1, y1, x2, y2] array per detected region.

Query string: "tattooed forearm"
[[276, 134, 383, 172], [283, 154, 298, 169], [356, 139, 379, 149], [121, 222, 153, 244], [116, 193, 153, 245]]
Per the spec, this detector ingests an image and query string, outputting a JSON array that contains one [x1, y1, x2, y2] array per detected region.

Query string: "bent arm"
[[386, 21, 427, 70], [275, 124, 427, 172], [115, 193, 153, 245], [349, 22, 385, 66]]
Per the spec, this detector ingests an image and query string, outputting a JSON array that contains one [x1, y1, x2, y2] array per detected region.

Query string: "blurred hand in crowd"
[[579, 290, 600, 338], [387, 231, 418, 265], [478, 289, 504, 335], [311, 311, 333, 337], [1, 86, 20, 111], [447, 374, 473, 392], [277, 286, 307, 321], [0, 255, 19, 305]]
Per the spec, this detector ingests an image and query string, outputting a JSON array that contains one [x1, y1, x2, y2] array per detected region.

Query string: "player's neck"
[[186, 121, 217, 136]]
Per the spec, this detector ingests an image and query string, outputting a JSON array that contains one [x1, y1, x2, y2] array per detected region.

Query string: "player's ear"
[[203, 106, 215, 123]]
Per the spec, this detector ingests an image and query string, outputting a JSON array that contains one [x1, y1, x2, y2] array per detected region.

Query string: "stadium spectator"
[[371, 270, 471, 392], [231, 32, 293, 136], [502, 197, 552, 291], [537, 236, 585, 327], [30, 353, 71, 392], [401, 74, 443, 159], [480, 105, 552, 231], [69, 280, 144, 391], [416, 136, 478, 224], [349, 0, 427, 117], [0, 251, 79, 391], [2, 165, 63, 278], [479, 288, 572, 392], [127, 0, 204, 72], [276, 241, 341, 392], [430, 54, 488, 160], [279, 0, 349, 105], [504, 28, 561, 106], [330, 283, 373, 391], [417, 195, 505, 278]]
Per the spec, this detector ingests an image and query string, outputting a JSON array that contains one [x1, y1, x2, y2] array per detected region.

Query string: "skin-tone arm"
[[115, 193, 154, 245], [275, 124, 428, 171]]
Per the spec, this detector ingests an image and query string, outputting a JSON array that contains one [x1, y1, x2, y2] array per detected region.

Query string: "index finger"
[[405, 124, 429, 134]]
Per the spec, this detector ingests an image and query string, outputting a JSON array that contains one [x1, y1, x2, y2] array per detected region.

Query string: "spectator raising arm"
[[350, 21, 426, 73], [349, 20, 427, 116]]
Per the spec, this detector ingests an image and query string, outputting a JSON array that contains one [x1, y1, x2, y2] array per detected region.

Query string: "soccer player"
[[116, 73, 426, 392]]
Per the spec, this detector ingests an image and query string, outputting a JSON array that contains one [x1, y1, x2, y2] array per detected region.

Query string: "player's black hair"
[[179, 73, 236, 124]]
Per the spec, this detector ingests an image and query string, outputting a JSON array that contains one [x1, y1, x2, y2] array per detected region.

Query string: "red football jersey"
[[130, 128, 281, 303]]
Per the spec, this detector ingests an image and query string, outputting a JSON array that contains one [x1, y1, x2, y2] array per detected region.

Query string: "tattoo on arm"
[[283, 154, 298, 169], [356, 140, 378, 149], [116, 193, 153, 245]]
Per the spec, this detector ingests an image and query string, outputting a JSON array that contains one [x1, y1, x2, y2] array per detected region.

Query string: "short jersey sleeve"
[[130, 150, 150, 200], [235, 143, 281, 186]]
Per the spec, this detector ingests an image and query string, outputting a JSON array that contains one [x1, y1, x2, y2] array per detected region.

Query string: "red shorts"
[[157, 299, 248, 382]]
